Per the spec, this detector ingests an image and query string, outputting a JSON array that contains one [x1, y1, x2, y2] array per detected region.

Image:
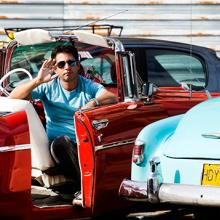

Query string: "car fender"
[[131, 114, 183, 182]]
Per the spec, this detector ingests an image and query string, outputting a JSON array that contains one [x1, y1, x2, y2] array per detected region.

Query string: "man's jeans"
[[50, 136, 81, 191]]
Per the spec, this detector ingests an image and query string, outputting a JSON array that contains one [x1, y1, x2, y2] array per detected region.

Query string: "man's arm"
[[9, 78, 41, 99], [95, 89, 118, 105], [9, 59, 56, 100], [81, 89, 118, 109]]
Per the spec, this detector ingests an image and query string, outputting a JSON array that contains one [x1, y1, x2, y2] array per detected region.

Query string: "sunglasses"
[[57, 60, 77, 69]]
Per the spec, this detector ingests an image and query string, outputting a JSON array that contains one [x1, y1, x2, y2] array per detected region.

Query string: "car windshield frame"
[[8, 41, 117, 89]]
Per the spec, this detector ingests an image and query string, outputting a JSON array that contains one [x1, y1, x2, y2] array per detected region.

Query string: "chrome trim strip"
[[95, 138, 135, 151], [0, 144, 31, 152]]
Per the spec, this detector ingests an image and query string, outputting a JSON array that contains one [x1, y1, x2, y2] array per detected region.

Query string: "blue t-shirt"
[[32, 75, 104, 142]]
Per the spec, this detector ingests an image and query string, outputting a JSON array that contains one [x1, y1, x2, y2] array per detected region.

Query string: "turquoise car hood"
[[164, 96, 220, 159]]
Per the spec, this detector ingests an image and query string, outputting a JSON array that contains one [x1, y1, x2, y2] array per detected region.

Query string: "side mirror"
[[142, 82, 157, 97]]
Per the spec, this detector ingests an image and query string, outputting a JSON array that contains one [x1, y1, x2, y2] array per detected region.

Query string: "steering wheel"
[[0, 68, 33, 96]]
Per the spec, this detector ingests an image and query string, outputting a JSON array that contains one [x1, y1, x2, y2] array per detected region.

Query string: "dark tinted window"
[[146, 49, 206, 88]]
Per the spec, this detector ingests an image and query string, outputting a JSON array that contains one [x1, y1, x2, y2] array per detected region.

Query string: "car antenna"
[[4, 10, 127, 38], [72, 9, 128, 31]]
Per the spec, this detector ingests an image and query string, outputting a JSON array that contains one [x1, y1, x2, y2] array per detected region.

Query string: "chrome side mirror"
[[142, 82, 157, 97]]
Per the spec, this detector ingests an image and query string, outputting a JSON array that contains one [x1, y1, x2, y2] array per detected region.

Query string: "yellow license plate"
[[202, 164, 220, 186]]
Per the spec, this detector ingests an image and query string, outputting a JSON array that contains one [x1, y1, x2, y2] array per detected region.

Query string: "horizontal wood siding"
[[0, 0, 220, 53]]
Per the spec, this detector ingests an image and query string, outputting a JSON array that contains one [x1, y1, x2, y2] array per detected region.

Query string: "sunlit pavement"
[[65, 209, 195, 220], [65, 206, 220, 219], [126, 209, 195, 219]]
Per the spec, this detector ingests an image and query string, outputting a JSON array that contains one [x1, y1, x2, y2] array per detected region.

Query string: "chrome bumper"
[[119, 179, 220, 207], [159, 183, 220, 207], [118, 178, 148, 201]]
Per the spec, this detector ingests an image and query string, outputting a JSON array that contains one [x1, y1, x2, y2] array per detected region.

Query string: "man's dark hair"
[[51, 45, 79, 61]]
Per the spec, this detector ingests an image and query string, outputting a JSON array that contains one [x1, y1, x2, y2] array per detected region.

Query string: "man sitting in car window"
[[9, 45, 118, 198]]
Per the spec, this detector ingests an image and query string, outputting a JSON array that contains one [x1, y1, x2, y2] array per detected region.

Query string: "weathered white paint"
[[0, 0, 220, 53]]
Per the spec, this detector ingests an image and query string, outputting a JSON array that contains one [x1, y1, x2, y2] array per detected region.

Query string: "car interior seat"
[[0, 97, 71, 188]]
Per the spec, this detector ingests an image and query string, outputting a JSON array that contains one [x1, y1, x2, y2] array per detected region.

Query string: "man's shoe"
[[72, 191, 82, 206]]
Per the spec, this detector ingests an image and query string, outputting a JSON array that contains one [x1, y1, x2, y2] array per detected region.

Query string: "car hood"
[[164, 96, 220, 159]]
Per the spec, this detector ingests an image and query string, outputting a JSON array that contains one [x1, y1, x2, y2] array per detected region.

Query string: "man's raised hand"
[[36, 59, 57, 83]]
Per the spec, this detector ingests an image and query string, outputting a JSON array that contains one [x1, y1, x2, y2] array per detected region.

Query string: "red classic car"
[[0, 28, 220, 219]]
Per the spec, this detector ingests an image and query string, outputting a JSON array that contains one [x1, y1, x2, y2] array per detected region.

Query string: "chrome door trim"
[[0, 144, 31, 152], [95, 138, 135, 151]]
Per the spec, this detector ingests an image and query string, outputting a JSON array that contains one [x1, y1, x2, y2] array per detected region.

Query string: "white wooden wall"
[[0, 0, 220, 53]]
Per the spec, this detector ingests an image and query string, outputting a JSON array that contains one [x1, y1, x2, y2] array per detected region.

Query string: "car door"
[[0, 108, 32, 217]]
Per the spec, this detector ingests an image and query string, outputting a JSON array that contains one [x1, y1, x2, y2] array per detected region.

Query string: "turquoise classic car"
[[119, 95, 220, 215]]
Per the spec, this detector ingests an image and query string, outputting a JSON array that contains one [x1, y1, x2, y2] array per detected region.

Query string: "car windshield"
[[9, 41, 116, 89]]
